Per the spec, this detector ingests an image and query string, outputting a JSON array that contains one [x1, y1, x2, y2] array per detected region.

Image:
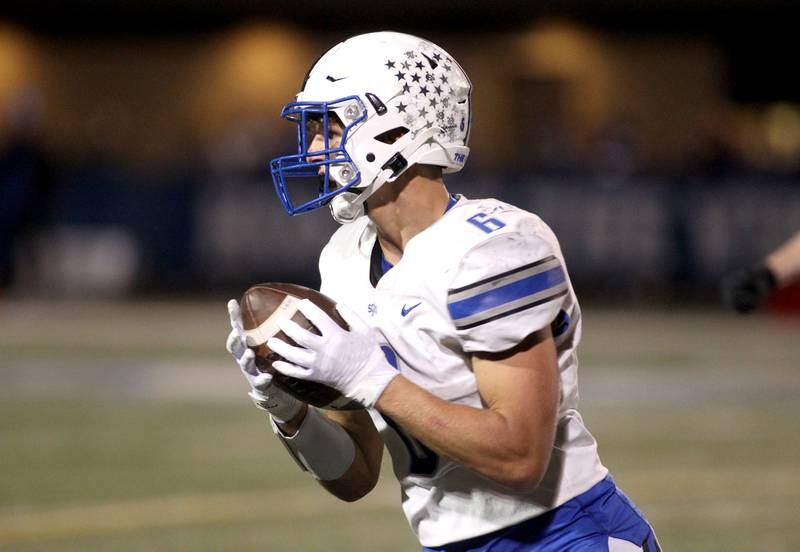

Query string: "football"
[[239, 282, 363, 411]]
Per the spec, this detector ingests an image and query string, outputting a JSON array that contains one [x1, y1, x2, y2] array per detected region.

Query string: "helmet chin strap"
[[329, 178, 383, 224], [329, 190, 367, 223], [329, 127, 442, 224]]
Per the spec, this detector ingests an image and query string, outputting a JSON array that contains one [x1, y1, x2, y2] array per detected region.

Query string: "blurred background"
[[1, 1, 799, 550]]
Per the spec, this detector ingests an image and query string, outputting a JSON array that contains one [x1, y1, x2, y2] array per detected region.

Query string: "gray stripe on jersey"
[[447, 256, 562, 304], [452, 281, 569, 329]]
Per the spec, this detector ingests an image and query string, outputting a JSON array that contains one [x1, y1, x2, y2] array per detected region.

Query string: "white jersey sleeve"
[[447, 229, 568, 353]]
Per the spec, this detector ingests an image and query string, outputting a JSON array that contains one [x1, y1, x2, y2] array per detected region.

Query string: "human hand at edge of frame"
[[266, 299, 399, 409], [720, 264, 777, 314], [227, 299, 304, 423]]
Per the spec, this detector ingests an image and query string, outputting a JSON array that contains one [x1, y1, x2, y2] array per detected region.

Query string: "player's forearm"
[[275, 407, 382, 502], [318, 409, 383, 502], [376, 376, 552, 492], [766, 232, 800, 286], [316, 442, 379, 502], [274, 403, 308, 434]]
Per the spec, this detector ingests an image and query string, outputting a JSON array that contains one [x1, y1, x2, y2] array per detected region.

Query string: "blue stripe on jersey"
[[551, 309, 571, 337], [380, 254, 394, 275], [445, 193, 459, 213], [448, 265, 566, 321], [380, 345, 398, 369]]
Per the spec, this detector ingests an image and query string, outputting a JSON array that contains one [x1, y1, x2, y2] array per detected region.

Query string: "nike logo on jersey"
[[326, 75, 347, 82], [401, 302, 422, 316]]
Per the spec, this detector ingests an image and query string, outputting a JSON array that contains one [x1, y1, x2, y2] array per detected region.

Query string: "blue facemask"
[[270, 96, 367, 216]]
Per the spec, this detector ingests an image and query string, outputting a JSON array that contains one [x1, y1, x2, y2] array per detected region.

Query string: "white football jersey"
[[319, 196, 608, 547]]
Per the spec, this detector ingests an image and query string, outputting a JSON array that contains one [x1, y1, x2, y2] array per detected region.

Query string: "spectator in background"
[[689, 106, 748, 179], [721, 231, 800, 313], [589, 118, 641, 183], [0, 86, 55, 291]]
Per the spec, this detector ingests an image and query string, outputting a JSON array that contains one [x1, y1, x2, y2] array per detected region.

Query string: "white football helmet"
[[270, 31, 472, 223]]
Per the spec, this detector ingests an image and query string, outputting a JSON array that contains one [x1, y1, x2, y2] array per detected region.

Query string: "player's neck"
[[367, 169, 450, 265]]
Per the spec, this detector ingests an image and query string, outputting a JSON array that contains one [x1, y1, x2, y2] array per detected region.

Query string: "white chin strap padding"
[[329, 165, 391, 224], [330, 192, 365, 224]]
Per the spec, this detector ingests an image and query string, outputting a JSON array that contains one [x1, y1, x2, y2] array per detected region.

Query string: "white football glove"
[[227, 299, 303, 423], [267, 299, 399, 408]]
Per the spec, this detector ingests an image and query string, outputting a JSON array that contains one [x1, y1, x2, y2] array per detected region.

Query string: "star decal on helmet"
[[421, 52, 438, 69], [380, 42, 470, 149]]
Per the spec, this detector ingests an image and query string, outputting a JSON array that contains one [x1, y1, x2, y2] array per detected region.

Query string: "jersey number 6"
[[467, 213, 506, 234]]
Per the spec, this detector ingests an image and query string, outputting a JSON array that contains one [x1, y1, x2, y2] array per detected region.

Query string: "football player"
[[227, 32, 661, 551], [721, 231, 800, 313]]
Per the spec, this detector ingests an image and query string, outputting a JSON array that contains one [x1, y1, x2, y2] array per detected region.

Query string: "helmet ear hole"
[[374, 127, 410, 144], [366, 153, 376, 162]]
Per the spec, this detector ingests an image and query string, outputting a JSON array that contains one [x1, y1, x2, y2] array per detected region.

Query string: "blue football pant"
[[423, 476, 661, 552]]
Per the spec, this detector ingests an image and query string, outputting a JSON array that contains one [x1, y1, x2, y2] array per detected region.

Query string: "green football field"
[[1, 300, 799, 551]]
